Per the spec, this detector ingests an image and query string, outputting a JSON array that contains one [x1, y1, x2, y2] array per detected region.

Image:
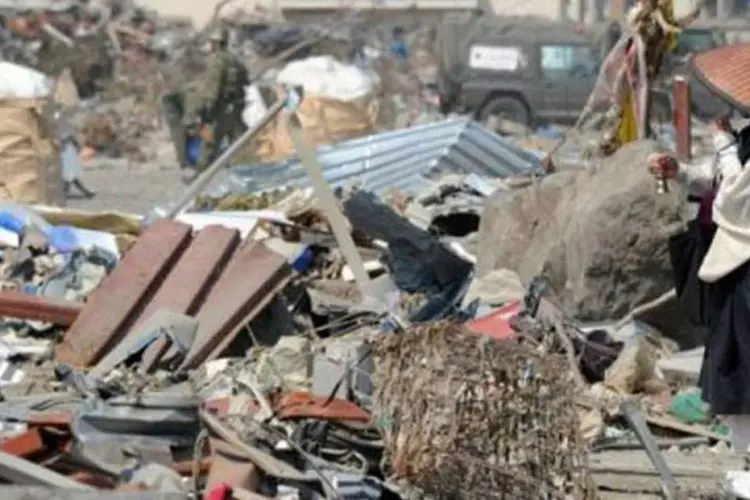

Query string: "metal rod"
[[165, 95, 287, 219], [286, 113, 375, 302], [0, 450, 94, 490], [42, 23, 74, 47], [620, 398, 679, 500]]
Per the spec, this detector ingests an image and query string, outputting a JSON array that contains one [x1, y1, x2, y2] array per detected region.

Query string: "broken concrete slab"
[[90, 310, 198, 379], [461, 268, 525, 308], [313, 332, 373, 407]]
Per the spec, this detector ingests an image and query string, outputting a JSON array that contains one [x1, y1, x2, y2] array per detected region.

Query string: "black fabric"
[[737, 124, 750, 165], [699, 261, 750, 415], [575, 330, 623, 384], [668, 220, 719, 326]]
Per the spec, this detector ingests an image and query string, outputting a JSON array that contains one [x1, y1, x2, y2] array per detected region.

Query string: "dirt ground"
[[66, 128, 189, 215]]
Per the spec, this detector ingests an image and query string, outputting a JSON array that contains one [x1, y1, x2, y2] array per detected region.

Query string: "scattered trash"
[[0, 4, 739, 498]]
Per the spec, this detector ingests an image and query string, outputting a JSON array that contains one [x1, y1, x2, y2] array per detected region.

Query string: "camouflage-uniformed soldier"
[[185, 26, 249, 172]]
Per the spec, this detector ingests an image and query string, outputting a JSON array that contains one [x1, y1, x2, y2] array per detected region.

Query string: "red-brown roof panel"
[[691, 42, 750, 113]]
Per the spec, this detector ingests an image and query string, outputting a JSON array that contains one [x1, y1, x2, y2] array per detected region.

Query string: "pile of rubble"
[[0, 184, 588, 498], [0, 1, 745, 499], [0, 125, 739, 499]]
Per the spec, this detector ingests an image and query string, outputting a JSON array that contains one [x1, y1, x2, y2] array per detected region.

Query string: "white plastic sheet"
[[276, 56, 375, 102], [0, 62, 52, 100], [242, 84, 269, 129]]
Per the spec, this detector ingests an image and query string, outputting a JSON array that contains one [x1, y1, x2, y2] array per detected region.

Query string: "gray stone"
[[461, 268, 526, 308], [477, 140, 699, 346]]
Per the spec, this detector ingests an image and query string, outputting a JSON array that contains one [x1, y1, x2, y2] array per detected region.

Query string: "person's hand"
[[647, 152, 679, 181], [709, 116, 732, 136]]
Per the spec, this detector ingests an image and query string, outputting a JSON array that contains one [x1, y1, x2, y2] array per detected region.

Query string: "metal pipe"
[[673, 76, 692, 161], [164, 94, 288, 219], [286, 112, 376, 304], [41, 23, 74, 47], [0, 450, 94, 490], [620, 398, 679, 500]]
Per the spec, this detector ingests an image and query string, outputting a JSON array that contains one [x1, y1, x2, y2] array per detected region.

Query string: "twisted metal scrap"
[[371, 322, 596, 499]]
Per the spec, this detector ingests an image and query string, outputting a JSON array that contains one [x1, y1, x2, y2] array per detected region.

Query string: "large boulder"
[[477, 140, 700, 345]]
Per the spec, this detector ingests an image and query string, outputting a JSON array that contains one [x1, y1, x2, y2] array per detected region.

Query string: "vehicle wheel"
[[480, 96, 531, 133]]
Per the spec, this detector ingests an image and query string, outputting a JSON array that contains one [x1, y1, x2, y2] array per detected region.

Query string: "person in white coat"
[[649, 117, 750, 458]]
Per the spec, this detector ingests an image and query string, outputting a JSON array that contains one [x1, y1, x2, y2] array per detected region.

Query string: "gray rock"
[[461, 268, 526, 308], [477, 140, 699, 345], [477, 169, 579, 283]]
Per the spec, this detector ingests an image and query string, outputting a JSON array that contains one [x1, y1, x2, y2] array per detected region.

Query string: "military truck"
[[435, 16, 731, 129]]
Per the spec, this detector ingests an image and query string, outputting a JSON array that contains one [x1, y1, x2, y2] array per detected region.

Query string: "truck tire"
[[479, 96, 531, 132]]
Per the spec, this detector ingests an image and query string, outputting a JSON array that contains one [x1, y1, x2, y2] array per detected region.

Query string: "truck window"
[[468, 45, 525, 72], [541, 44, 597, 79]]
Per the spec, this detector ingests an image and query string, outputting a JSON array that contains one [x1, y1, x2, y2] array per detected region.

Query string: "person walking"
[[183, 26, 249, 176]]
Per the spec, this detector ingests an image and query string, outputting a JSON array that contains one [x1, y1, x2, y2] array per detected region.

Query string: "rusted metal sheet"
[[673, 76, 692, 161], [276, 392, 370, 423], [179, 243, 292, 370], [0, 291, 81, 326], [126, 225, 240, 373], [0, 429, 45, 458], [56, 220, 193, 367], [691, 42, 750, 113]]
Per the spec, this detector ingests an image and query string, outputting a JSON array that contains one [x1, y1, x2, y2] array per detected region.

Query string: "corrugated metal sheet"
[[228, 117, 542, 198], [273, 0, 479, 9]]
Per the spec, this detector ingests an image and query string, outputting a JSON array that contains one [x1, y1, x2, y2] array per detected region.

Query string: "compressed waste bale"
[[371, 322, 595, 499], [477, 140, 700, 346]]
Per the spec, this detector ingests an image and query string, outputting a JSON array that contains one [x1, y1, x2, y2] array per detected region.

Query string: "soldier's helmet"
[[209, 26, 229, 44]]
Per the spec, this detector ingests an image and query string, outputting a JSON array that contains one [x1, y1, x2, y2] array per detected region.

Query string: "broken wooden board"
[[179, 243, 292, 370], [590, 449, 738, 495], [56, 220, 193, 367]]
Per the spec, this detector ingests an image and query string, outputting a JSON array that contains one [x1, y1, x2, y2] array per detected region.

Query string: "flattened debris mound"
[[371, 322, 595, 499]]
